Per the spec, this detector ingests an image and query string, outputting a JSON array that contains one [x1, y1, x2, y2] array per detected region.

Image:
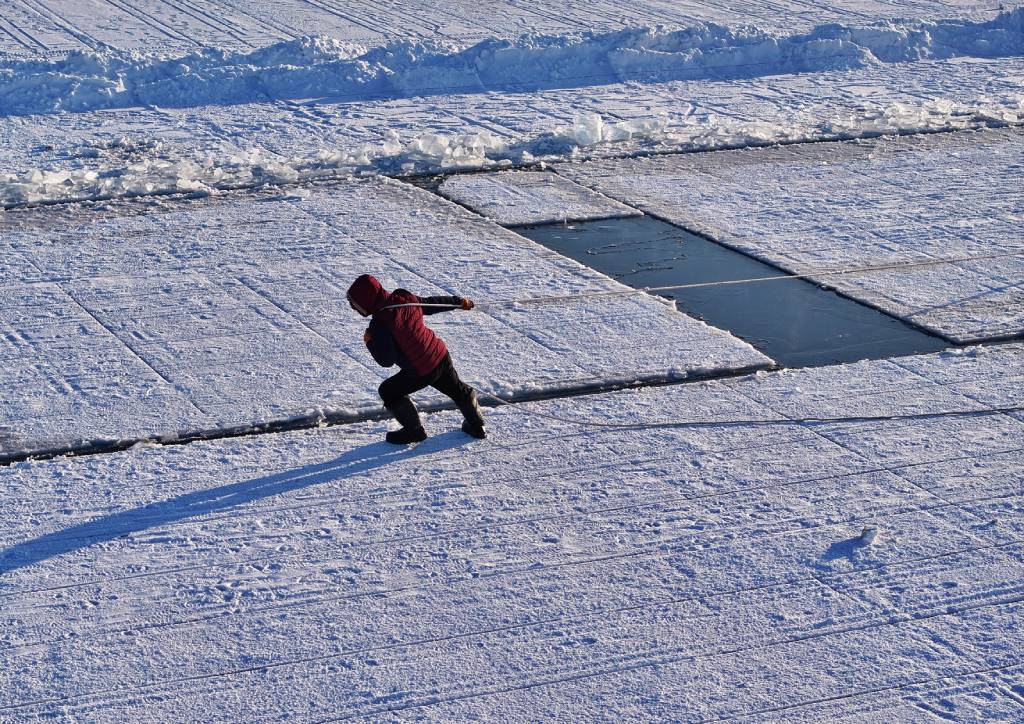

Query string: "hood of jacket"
[[347, 274, 390, 316]]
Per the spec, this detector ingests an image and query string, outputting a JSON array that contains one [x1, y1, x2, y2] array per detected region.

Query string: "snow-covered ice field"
[[3, 10, 1024, 206], [0, 176, 768, 456], [2, 347, 1024, 719], [3, 0, 1024, 720]]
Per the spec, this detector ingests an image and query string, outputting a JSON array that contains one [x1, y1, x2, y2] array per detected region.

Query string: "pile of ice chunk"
[[2, 93, 1022, 208]]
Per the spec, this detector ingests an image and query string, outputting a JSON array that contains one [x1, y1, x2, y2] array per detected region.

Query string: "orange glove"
[[363, 329, 371, 344], [460, 298, 475, 310]]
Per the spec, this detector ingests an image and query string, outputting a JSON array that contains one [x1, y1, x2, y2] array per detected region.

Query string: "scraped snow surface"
[[3, 347, 1023, 719], [438, 170, 642, 225], [559, 126, 1024, 344]]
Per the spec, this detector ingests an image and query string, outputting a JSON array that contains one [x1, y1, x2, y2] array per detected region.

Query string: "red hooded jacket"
[[347, 274, 464, 376]]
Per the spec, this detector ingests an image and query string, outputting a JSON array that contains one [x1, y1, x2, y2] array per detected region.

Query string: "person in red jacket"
[[347, 274, 486, 444]]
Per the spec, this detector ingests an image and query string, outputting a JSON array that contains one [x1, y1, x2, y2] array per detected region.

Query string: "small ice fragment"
[[860, 526, 878, 545]]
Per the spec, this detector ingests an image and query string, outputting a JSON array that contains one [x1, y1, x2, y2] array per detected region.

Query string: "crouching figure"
[[347, 274, 486, 444]]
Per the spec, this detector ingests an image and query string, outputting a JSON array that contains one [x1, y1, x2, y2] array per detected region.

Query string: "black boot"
[[384, 397, 427, 445], [457, 389, 487, 439]]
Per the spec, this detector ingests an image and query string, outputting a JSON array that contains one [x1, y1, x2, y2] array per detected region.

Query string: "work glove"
[[460, 298, 475, 310]]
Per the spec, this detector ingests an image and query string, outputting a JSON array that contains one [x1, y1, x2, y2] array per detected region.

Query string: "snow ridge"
[[1, 9, 1022, 117]]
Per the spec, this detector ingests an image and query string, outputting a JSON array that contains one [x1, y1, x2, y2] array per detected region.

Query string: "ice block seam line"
[[0, 364, 769, 467], [4, 392, 1021, 470], [55, 283, 211, 416]]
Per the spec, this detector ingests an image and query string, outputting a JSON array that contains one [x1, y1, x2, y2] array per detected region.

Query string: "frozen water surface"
[[2, 347, 1022, 720], [516, 215, 950, 367]]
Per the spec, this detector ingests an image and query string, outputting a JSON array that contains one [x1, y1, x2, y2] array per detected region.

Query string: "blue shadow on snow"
[[0, 431, 470, 578]]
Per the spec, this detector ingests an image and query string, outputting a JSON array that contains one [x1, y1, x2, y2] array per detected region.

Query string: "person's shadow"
[[0, 431, 470, 579]]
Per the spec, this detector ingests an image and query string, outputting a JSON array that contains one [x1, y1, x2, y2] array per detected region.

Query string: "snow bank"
[[1, 94, 1021, 208], [1, 10, 1022, 117]]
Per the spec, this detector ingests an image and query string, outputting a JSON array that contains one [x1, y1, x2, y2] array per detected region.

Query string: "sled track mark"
[[6, 508, 1023, 667], [712, 661, 1024, 722], [0, 452, 968, 578], [3, 442, 1021, 603], [7, 471, 1011, 651], [5, 491, 1023, 670], [332, 594, 1024, 719], [360, 0, 454, 41], [776, 379, 1022, 540], [234, 276, 383, 377], [210, 0, 301, 39], [152, 0, 258, 48], [293, 0, 389, 38], [58, 286, 210, 417]]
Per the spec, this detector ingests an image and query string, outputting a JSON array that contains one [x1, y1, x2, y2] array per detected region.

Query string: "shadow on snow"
[[0, 431, 471, 579]]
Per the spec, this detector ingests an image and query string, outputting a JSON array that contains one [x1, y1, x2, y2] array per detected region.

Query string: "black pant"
[[379, 353, 474, 409]]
